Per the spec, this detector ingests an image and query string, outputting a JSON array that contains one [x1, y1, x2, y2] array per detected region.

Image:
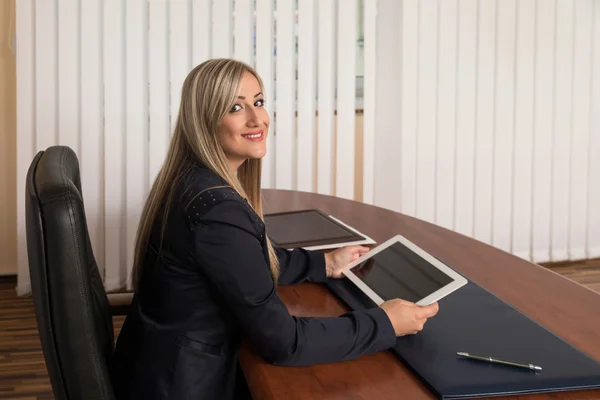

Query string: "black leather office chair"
[[25, 146, 116, 400]]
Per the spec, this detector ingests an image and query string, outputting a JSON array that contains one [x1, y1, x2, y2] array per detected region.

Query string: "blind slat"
[[148, 1, 169, 187], [362, 0, 377, 205], [125, 0, 149, 289], [317, 0, 336, 195], [103, 0, 126, 290], [415, 0, 438, 222], [213, 0, 233, 58], [234, 0, 254, 65], [511, 0, 536, 260], [400, 0, 418, 215], [569, 0, 593, 260], [80, 0, 104, 273], [297, 0, 317, 193], [492, 0, 517, 253], [473, 0, 496, 244], [531, 0, 556, 262], [373, 0, 402, 212], [454, 0, 477, 237], [192, 0, 212, 64], [588, 0, 600, 258], [35, 0, 57, 150], [550, 0, 575, 261], [57, 0, 79, 155], [15, 0, 35, 294], [336, 0, 357, 200], [255, 0, 275, 188], [170, 0, 192, 129], [435, 0, 458, 229], [275, 0, 296, 189]]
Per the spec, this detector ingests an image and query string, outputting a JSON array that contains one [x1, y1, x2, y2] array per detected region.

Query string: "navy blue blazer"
[[111, 165, 396, 399]]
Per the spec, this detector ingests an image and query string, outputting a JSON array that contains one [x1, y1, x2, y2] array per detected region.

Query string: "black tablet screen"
[[348, 241, 453, 303], [264, 210, 364, 248]]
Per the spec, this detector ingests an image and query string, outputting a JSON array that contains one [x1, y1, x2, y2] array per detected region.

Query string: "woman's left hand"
[[325, 245, 371, 278]]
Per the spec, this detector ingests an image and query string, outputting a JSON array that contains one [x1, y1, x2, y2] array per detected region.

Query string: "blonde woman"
[[111, 58, 439, 399]]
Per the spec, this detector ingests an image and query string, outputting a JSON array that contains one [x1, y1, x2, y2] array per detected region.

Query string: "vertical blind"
[[15, 0, 376, 293], [15, 0, 600, 295]]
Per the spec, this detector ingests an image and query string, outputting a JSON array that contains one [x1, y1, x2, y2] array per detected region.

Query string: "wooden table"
[[238, 189, 600, 399]]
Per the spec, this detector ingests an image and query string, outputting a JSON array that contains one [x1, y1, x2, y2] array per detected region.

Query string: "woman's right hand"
[[379, 299, 439, 336]]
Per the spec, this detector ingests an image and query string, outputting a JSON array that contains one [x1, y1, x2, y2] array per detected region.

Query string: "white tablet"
[[264, 209, 376, 251], [342, 235, 468, 306]]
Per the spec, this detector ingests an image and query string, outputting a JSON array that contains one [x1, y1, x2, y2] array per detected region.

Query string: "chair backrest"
[[25, 146, 115, 400]]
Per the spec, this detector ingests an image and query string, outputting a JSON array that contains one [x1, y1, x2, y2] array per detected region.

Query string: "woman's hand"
[[380, 299, 439, 336], [324, 245, 371, 278]]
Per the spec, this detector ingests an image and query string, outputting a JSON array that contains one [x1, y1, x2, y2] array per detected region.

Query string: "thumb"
[[353, 245, 371, 256], [417, 302, 439, 319], [396, 299, 416, 307], [351, 247, 370, 261]]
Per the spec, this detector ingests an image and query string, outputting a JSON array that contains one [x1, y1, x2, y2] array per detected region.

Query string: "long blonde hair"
[[131, 58, 280, 289]]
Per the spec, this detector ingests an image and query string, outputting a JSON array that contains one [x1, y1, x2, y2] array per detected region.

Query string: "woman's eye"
[[255, 99, 265, 107], [230, 104, 242, 112]]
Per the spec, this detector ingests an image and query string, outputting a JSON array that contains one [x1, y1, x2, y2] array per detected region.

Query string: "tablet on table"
[[264, 209, 375, 251]]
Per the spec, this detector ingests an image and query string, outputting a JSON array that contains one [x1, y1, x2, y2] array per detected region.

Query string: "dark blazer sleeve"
[[190, 199, 396, 367], [275, 246, 327, 285]]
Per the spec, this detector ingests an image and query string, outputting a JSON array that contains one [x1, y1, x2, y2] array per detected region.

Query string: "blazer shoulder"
[[183, 181, 264, 237]]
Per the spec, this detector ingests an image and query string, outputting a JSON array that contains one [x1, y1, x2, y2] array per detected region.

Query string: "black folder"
[[327, 274, 600, 399]]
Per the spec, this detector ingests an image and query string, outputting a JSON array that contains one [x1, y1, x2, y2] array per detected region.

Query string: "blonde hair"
[[131, 58, 280, 288]]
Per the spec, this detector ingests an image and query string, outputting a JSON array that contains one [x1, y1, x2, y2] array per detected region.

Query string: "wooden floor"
[[1, 260, 599, 400], [539, 258, 600, 294], [0, 280, 125, 400]]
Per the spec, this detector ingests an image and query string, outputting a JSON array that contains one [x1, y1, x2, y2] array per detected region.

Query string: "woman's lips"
[[241, 131, 264, 142]]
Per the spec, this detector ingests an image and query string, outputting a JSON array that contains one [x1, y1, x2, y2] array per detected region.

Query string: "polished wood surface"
[[238, 189, 600, 400]]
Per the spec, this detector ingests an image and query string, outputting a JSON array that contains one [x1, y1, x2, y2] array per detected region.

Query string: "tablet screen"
[[348, 241, 454, 303], [264, 210, 364, 248]]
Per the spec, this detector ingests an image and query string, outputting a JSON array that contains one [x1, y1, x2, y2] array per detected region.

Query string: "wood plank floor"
[[539, 258, 600, 294], [1, 260, 599, 399], [0, 280, 125, 400]]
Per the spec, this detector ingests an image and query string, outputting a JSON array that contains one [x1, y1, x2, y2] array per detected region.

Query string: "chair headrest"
[[34, 146, 83, 204]]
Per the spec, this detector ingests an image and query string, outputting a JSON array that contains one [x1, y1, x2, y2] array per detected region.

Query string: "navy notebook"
[[327, 276, 600, 399]]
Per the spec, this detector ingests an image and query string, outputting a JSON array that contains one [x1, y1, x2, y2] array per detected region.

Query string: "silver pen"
[[457, 352, 542, 372]]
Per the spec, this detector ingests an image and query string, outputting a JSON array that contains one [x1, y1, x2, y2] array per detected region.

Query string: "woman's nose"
[[246, 108, 261, 126]]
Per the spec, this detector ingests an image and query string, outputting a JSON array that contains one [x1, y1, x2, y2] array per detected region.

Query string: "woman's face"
[[218, 72, 269, 172]]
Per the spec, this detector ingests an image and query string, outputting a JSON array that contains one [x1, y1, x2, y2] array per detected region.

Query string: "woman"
[[111, 58, 439, 399]]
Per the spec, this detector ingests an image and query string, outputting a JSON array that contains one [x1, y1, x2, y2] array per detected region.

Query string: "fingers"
[[409, 317, 429, 335]]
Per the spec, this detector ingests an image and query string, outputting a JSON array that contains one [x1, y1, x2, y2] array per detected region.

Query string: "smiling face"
[[218, 72, 269, 173]]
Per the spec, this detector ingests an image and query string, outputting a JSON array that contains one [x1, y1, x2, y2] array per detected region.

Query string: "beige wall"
[[0, 0, 16, 275]]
